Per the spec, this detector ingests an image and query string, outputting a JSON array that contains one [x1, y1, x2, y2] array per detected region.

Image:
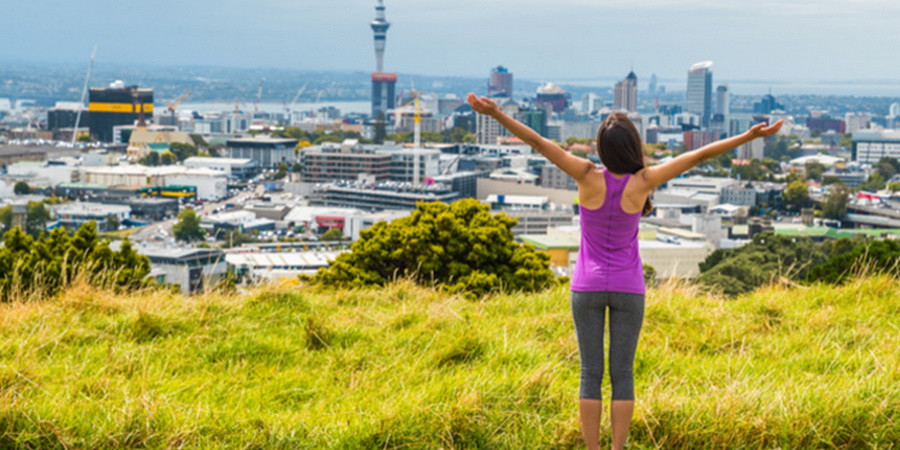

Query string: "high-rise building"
[[488, 66, 514, 98], [613, 71, 638, 112], [88, 81, 153, 143], [753, 94, 784, 115], [370, 0, 396, 118], [716, 84, 729, 116], [686, 61, 713, 127], [648, 74, 658, 97], [535, 83, 569, 114], [476, 99, 520, 144]]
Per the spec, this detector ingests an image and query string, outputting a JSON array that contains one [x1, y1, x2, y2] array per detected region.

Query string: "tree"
[[160, 150, 177, 166], [13, 181, 30, 195], [170, 142, 198, 161], [25, 201, 50, 237], [77, 133, 92, 143], [0, 222, 150, 302], [822, 183, 851, 220], [804, 161, 826, 182], [807, 239, 900, 284], [105, 213, 121, 231], [321, 228, 345, 241], [783, 180, 811, 211], [140, 151, 160, 167], [696, 232, 825, 296], [173, 209, 205, 242], [442, 127, 474, 144], [312, 199, 559, 298]]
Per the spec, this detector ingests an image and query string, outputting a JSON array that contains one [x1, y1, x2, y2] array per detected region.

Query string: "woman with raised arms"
[[467, 93, 782, 450]]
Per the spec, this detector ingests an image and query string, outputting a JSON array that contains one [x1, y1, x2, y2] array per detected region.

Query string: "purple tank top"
[[571, 170, 645, 294]]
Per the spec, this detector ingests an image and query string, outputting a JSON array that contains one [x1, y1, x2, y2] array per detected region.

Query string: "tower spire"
[[370, 0, 391, 73]]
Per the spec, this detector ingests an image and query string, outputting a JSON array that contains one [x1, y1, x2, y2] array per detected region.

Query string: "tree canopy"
[[0, 223, 150, 302], [311, 199, 558, 298], [173, 209, 205, 243]]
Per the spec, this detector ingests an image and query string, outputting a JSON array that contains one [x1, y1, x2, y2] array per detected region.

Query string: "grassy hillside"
[[1, 276, 898, 449]]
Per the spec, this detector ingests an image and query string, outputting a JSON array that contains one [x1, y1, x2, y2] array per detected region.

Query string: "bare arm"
[[467, 93, 594, 181], [638, 120, 784, 189]]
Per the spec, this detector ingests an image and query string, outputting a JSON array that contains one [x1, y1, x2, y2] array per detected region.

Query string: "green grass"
[[0, 276, 898, 449]]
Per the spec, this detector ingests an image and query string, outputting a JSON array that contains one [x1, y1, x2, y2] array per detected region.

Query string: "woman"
[[467, 93, 782, 450]]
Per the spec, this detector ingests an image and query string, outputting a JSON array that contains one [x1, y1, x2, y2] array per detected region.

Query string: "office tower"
[[370, 0, 396, 118], [613, 71, 638, 112], [88, 80, 153, 143], [716, 84, 729, 116], [753, 94, 784, 115], [648, 74, 658, 97], [686, 61, 713, 127], [889, 102, 900, 118], [488, 66, 514, 98]]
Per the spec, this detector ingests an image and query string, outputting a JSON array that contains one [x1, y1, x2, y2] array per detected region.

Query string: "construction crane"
[[285, 82, 309, 122], [253, 78, 265, 114], [166, 88, 191, 122], [72, 45, 97, 146]]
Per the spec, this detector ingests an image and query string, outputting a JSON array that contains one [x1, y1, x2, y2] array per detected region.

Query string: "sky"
[[2, 0, 900, 90]]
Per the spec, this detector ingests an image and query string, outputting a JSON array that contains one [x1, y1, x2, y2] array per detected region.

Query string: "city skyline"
[[2, 0, 900, 90]]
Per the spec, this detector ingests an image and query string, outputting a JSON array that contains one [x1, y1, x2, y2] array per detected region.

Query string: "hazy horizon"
[[2, 0, 899, 90]]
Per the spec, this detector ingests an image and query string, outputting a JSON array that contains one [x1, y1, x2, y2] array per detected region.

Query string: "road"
[[130, 184, 266, 243]]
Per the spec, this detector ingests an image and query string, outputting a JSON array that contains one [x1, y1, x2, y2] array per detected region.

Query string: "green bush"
[[696, 232, 825, 296], [0, 222, 151, 302], [807, 239, 900, 284], [311, 199, 558, 297]]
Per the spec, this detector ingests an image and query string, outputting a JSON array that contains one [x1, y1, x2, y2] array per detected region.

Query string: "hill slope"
[[1, 277, 898, 449]]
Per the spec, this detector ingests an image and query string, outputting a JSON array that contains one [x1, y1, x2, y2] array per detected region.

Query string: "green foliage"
[[807, 239, 900, 284], [312, 199, 558, 297], [783, 180, 811, 211], [320, 228, 344, 241], [804, 161, 826, 182], [169, 142, 198, 162], [173, 209, 205, 243], [139, 151, 160, 167], [642, 264, 657, 287], [696, 232, 825, 296], [822, 183, 851, 220], [442, 126, 474, 144], [0, 222, 150, 302], [764, 135, 802, 161], [160, 150, 177, 166], [858, 171, 886, 192], [1, 201, 51, 239], [731, 158, 771, 181], [13, 181, 31, 195]]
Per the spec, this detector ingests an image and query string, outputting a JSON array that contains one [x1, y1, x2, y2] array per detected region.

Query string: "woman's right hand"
[[467, 93, 500, 117], [747, 119, 784, 139]]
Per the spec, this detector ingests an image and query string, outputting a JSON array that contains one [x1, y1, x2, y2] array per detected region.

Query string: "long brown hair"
[[596, 112, 653, 216]]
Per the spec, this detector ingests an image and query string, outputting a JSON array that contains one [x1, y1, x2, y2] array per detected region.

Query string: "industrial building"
[[88, 81, 154, 143]]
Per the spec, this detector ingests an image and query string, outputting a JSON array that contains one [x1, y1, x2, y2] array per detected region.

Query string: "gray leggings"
[[571, 291, 645, 400]]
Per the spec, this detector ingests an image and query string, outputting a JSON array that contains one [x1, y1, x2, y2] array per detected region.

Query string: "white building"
[[852, 130, 900, 164], [140, 246, 228, 295], [225, 250, 345, 283], [49, 202, 131, 231], [184, 157, 259, 180]]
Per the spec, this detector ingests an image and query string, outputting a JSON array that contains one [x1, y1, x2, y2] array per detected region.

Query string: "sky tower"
[[370, 0, 397, 118], [370, 0, 390, 73]]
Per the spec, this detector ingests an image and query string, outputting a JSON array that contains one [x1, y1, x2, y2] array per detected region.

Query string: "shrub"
[[311, 199, 558, 297]]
